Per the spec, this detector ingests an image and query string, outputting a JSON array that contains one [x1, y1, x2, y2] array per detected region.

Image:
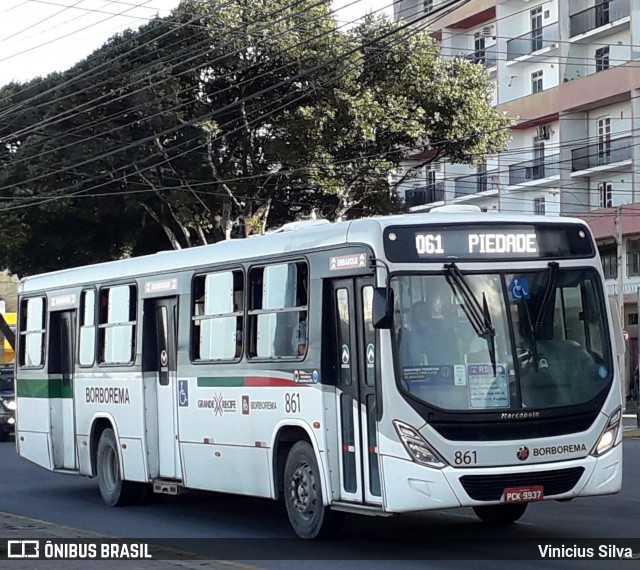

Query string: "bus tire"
[[472, 503, 528, 524], [96, 428, 146, 507], [283, 441, 344, 539]]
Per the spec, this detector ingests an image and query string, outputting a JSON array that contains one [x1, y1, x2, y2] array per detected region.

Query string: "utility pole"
[[615, 206, 627, 404]]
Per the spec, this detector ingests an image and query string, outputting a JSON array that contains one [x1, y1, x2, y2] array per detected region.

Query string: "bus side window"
[[191, 269, 243, 362], [97, 285, 136, 365], [248, 261, 308, 359], [78, 289, 96, 367], [18, 297, 46, 368]]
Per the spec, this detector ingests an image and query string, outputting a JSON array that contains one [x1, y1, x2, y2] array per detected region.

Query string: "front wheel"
[[473, 503, 528, 523], [283, 441, 344, 539], [96, 428, 146, 506]]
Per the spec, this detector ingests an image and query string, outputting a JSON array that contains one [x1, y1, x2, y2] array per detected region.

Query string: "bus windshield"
[[391, 268, 613, 412]]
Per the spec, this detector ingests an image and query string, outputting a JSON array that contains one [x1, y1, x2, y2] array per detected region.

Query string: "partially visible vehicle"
[[0, 366, 15, 442]]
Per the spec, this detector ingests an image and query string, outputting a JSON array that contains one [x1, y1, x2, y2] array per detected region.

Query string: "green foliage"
[[0, 2, 513, 274]]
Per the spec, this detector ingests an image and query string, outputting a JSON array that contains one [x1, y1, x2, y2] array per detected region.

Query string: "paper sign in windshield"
[[403, 365, 454, 386], [468, 364, 509, 408]]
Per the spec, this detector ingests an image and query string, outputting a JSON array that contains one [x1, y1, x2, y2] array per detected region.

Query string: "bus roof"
[[19, 212, 590, 293]]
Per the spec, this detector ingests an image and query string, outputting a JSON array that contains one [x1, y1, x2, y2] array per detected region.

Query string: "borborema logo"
[[516, 445, 530, 461]]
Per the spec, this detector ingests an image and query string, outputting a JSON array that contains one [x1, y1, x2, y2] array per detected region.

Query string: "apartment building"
[[394, 0, 640, 383]]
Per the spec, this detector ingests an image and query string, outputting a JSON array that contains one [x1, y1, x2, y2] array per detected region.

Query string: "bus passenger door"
[[48, 310, 77, 470], [143, 297, 181, 480], [331, 278, 382, 505]]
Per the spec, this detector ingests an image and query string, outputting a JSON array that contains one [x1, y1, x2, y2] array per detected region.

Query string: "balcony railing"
[[454, 171, 499, 197], [506, 23, 558, 60], [571, 136, 633, 171], [570, 0, 630, 37], [508, 154, 559, 186], [405, 182, 445, 207]]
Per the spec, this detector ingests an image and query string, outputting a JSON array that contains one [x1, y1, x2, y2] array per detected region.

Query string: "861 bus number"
[[454, 450, 477, 465], [285, 393, 301, 414]]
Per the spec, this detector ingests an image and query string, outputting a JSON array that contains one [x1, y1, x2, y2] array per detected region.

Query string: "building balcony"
[[571, 136, 633, 174], [404, 182, 445, 207], [508, 154, 560, 187], [463, 44, 497, 68], [454, 171, 499, 197], [569, 0, 630, 39], [506, 23, 558, 61]]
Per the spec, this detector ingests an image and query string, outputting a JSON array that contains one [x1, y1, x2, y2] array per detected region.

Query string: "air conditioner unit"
[[536, 125, 550, 140], [480, 25, 494, 37]]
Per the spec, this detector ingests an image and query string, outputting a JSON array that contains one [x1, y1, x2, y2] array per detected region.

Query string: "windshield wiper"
[[445, 263, 497, 375], [533, 261, 559, 332]]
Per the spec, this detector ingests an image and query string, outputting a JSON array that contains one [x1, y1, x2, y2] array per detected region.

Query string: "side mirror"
[[372, 287, 394, 329]]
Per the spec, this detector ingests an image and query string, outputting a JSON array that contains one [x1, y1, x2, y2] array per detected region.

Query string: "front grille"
[[459, 467, 585, 501]]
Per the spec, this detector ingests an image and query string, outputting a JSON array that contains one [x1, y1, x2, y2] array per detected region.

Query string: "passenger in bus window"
[[293, 316, 307, 356]]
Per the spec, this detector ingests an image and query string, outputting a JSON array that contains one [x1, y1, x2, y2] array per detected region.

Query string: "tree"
[[284, 16, 512, 221]]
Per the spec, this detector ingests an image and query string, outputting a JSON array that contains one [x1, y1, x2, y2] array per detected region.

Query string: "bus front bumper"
[[381, 443, 622, 513]]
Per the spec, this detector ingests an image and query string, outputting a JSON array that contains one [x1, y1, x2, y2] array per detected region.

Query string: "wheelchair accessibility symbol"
[[178, 380, 189, 407], [509, 277, 530, 300]]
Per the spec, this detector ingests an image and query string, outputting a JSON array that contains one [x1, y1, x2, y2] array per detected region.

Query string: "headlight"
[[2, 399, 16, 411], [591, 407, 621, 457], [393, 420, 447, 468]]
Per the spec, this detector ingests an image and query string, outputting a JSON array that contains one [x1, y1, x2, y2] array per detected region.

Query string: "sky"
[[0, 0, 393, 85]]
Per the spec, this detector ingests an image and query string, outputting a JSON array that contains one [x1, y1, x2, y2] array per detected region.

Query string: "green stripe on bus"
[[197, 377, 245, 388], [17, 379, 73, 399]]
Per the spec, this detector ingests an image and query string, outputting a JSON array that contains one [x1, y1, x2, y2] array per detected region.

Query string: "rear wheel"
[[283, 441, 344, 539], [96, 428, 146, 506], [473, 503, 528, 523]]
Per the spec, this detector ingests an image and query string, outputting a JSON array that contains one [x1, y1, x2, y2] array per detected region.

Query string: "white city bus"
[[15, 210, 623, 539]]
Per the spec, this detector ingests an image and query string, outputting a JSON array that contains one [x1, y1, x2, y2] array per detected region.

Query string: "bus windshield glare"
[[391, 268, 612, 411]]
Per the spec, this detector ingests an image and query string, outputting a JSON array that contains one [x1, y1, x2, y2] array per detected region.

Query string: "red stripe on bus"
[[244, 376, 297, 387]]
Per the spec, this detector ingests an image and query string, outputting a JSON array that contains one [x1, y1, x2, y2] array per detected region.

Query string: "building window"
[[600, 247, 617, 279], [628, 313, 638, 326], [598, 182, 612, 208], [473, 31, 486, 64], [595, 46, 609, 72], [627, 240, 640, 277], [598, 117, 611, 164], [534, 197, 545, 215], [477, 162, 487, 193], [596, 0, 610, 28], [423, 0, 433, 13], [531, 6, 543, 52], [531, 70, 543, 94]]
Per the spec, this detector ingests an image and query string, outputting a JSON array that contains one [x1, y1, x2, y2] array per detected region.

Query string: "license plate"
[[502, 486, 544, 503]]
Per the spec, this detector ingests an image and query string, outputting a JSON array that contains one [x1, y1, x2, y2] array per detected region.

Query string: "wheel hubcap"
[[289, 461, 316, 520]]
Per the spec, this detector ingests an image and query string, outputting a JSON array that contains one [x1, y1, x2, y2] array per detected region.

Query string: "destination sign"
[[384, 223, 594, 262]]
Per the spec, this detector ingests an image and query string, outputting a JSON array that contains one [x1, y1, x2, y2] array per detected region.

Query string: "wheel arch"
[[271, 421, 329, 505], [89, 414, 119, 477]]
